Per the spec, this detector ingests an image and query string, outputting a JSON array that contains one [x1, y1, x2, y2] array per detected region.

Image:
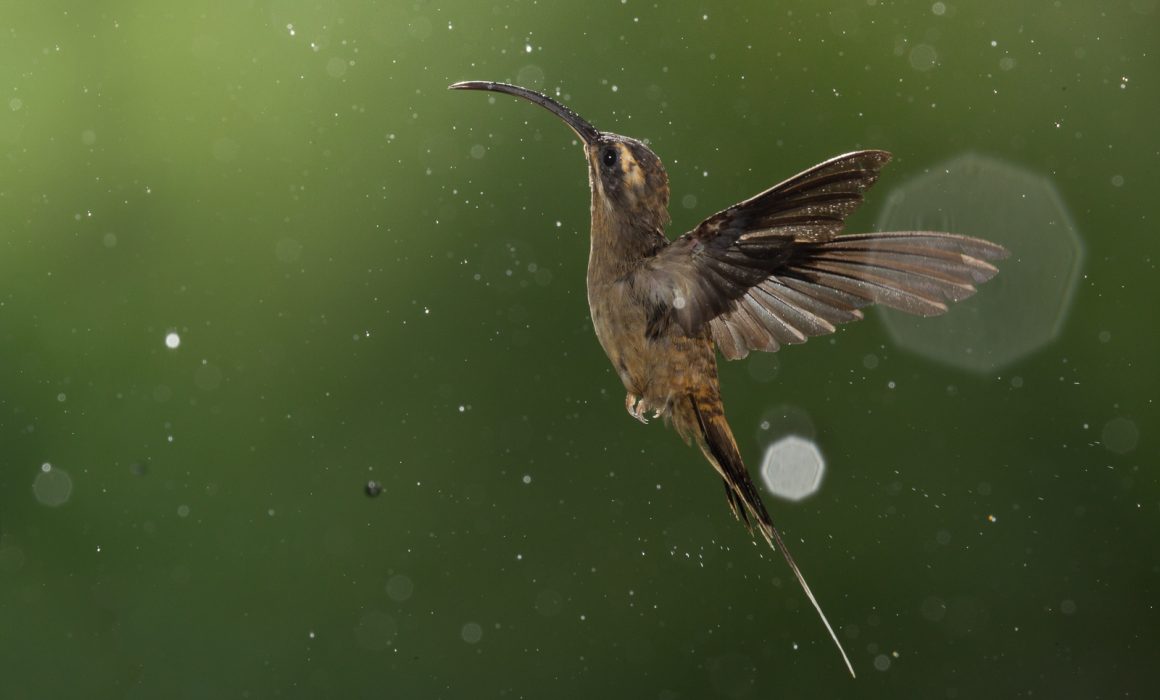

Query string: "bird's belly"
[[589, 288, 714, 406], [589, 291, 650, 393]]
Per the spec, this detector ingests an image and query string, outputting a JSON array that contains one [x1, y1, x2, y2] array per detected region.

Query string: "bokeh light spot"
[[460, 622, 483, 644], [746, 352, 780, 383], [920, 595, 948, 622], [1101, 417, 1138, 454], [325, 57, 347, 78], [386, 574, 413, 602], [760, 435, 825, 501], [908, 44, 938, 71], [876, 152, 1083, 373], [753, 404, 816, 443], [515, 64, 545, 89], [33, 464, 73, 507]]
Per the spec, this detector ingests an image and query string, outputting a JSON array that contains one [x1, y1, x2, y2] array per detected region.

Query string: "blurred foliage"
[[0, 1, 1156, 697]]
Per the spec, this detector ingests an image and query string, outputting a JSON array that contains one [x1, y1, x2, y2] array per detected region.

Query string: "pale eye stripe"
[[619, 144, 646, 187]]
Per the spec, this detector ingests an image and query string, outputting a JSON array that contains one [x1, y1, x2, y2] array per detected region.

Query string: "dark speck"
[[365, 480, 384, 498]]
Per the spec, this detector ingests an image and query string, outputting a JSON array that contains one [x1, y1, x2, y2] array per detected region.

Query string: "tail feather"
[[686, 394, 857, 679], [722, 479, 753, 532]]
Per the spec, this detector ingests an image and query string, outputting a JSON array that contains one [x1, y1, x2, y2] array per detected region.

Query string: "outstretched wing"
[[640, 150, 893, 336], [638, 150, 1008, 359], [688, 149, 893, 246], [705, 232, 1008, 359]]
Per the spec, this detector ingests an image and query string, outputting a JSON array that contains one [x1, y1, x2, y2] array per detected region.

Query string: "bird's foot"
[[625, 394, 649, 424]]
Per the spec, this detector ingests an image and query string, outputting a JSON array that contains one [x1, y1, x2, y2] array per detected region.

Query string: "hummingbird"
[[450, 80, 1006, 677]]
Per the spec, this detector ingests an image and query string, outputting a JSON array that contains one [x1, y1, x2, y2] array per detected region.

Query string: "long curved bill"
[[449, 81, 600, 145]]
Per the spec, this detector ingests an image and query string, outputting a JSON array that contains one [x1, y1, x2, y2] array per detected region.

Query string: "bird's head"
[[450, 81, 671, 232]]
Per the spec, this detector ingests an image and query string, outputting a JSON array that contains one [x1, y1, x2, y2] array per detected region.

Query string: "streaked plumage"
[[451, 80, 1007, 678]]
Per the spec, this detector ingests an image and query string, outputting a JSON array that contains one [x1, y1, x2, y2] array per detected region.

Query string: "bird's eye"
[[601, 147, 618, 168]]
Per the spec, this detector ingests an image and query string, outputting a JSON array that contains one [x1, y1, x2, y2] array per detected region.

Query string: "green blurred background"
[[1, 1, 1156, 697]]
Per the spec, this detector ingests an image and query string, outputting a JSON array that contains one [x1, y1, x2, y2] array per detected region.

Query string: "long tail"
[[683, 392, 856, 679]]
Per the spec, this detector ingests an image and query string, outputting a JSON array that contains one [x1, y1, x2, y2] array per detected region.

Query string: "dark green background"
[[1, 1, 1156, 697]]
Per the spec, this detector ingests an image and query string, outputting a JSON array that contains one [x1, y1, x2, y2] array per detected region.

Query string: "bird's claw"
[[625, 394, 649, 424]]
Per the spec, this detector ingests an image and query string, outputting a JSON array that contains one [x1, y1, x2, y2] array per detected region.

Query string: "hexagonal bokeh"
[[874, 152, 1083, 373], [33, 464, 73, 507], [760, 435, 825, 501]]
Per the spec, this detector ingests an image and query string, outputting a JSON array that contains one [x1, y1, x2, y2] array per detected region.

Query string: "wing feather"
[[635, 150, 1008, 359]]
